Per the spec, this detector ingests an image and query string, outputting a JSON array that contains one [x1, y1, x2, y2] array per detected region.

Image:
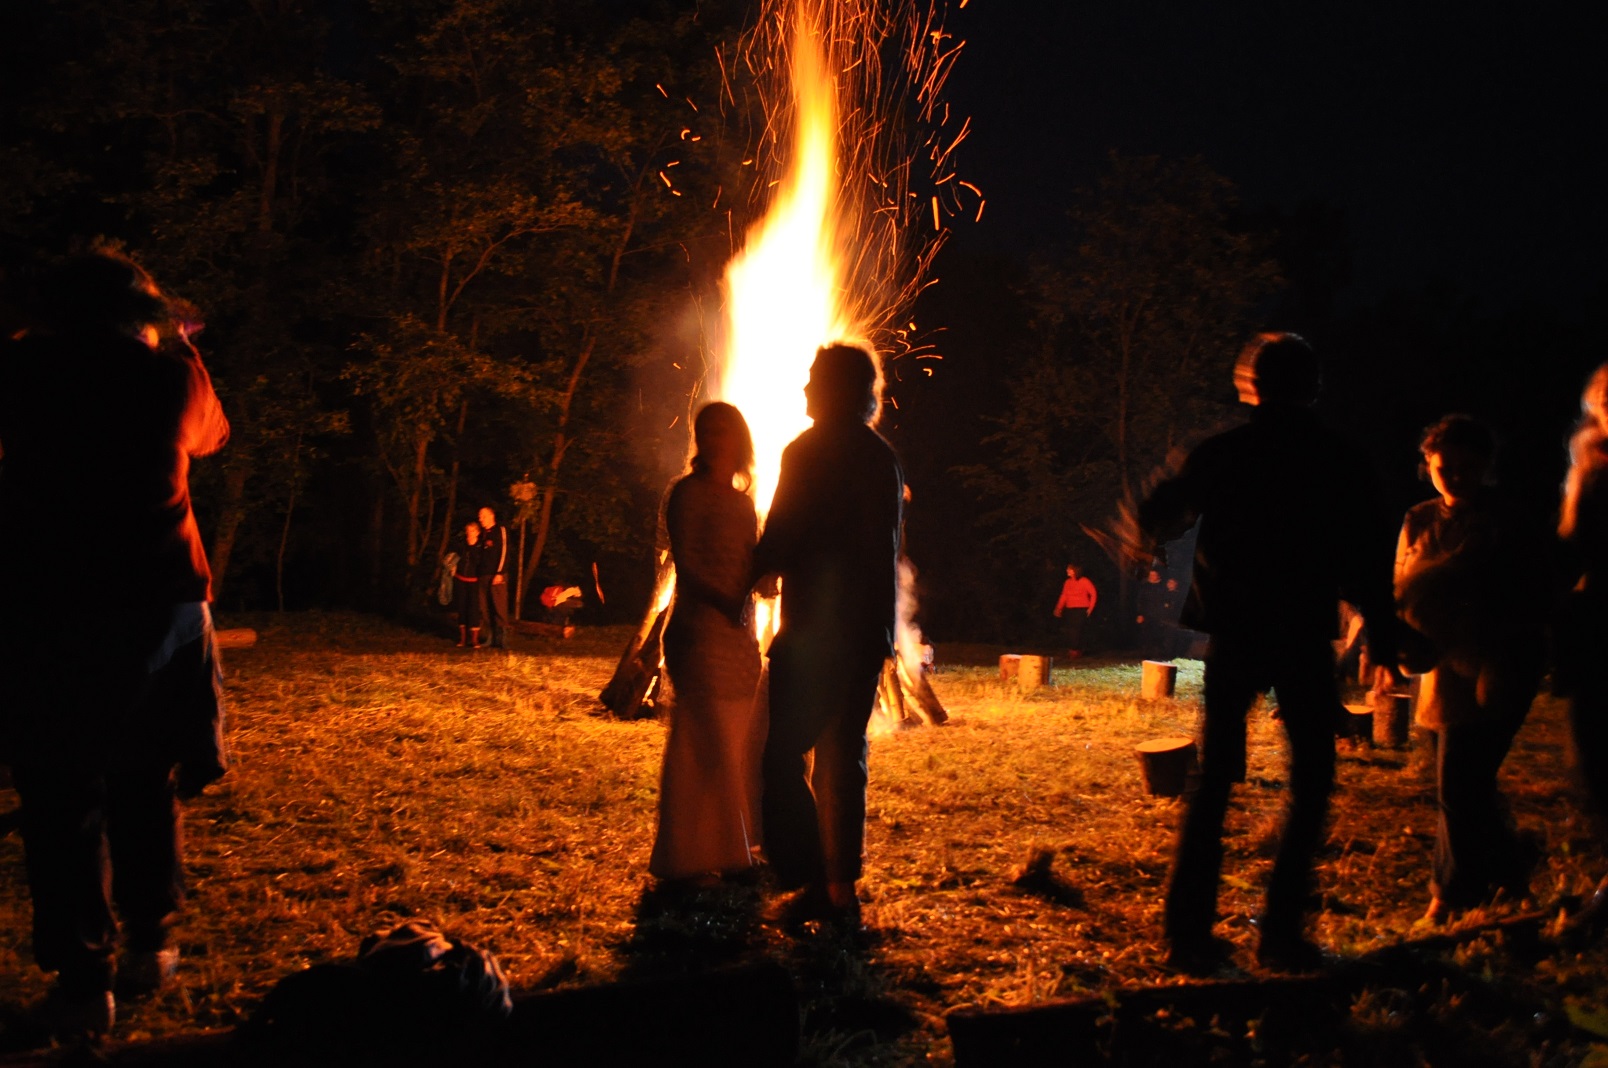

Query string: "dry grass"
[[2, 612, 1606, 1064]]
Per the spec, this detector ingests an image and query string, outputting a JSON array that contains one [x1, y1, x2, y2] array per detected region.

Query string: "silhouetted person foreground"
[[1134, 332, 1399, 974], [0, 249, 229, 1037], [753, 343, 903, 928]]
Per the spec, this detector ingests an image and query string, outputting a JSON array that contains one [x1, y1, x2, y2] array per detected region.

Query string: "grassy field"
[[2, 611, 1607, 1063]]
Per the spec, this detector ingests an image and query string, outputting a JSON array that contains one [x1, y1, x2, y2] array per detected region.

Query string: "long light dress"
[[648, 473, 766, 880]]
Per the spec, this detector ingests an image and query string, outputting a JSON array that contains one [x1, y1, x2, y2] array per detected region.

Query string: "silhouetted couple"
[[649, 343, 902, 930]]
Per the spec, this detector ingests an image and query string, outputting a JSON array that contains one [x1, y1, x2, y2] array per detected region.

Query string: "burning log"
[[599, 559, 674, 720], [600, 560, 947, 727]]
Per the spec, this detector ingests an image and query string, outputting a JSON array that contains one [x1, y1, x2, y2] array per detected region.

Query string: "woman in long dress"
[[1393, 414, 1546, 921], [649, 402, 766, 883], [1559, 364, 1608, 935]]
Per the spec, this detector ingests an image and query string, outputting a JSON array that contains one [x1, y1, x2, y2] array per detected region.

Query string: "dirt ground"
[[2, 612, 1606, 1064]]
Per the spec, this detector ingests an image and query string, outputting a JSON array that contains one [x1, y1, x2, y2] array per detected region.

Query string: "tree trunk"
[[274, 431, 303, 612], [405, 431, 429, 569], [208, 463, 252, 603], [436, 398, 470, 562], [520, 335, 595, 605]]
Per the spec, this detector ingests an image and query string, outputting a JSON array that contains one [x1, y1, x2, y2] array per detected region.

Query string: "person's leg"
[[1262, 644, 1339, 945], [489, 582, 510, 647], [760, 644, 830, 891], [106, 760, 184, 955], [1064, 611, 1085, 657], [12, 760, 117, 996], [1165, 644, 1256, 951], [809, 656, 883, 900]]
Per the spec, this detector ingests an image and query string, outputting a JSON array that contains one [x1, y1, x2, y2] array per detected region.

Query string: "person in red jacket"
[[0, 249, 229, 1037], [1053, 564, 1098, 657]]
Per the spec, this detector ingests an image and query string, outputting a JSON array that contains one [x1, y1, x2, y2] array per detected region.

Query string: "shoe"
[[120, 947, 179, 997], [764, 886, 862, 931], [1256, 933, 1334, 973], [35, 985, 115, 1039], [1165, 934, 1237, 977]]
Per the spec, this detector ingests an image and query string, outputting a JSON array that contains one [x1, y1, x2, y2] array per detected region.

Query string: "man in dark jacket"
[[0, 250, 229, 1036], [753, 343, 904, 927], [1135, 332, 1398, 974], [476, 506, 511, 648]]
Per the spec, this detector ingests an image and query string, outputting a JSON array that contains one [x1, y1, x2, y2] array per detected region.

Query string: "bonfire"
[[603, 0, 971, 728]]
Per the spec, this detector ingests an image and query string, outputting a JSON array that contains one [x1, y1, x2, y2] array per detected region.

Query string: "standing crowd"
[[2, 248, 1606, 1043]]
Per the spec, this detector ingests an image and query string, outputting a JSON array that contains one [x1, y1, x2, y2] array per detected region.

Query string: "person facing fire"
[[475, 505, 510, 649], [1053, 563, 1097, 657], [0, 248, 230, 1037], [1131, 331, 1399, 975], [451, 521, 484, 648], [752, 342, 904, 929]]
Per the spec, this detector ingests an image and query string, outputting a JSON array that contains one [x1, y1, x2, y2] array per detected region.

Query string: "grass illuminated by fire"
[[2, 612, 1606, 1063]]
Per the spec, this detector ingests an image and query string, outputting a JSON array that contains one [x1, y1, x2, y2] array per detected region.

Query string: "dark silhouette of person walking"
[[1132, 332, 1398, 974], [753, 342, 904, 928], [0, 249, 229, 1037]]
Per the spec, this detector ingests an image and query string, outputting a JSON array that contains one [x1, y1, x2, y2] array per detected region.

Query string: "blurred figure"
[[1394, 415, 1546, 922], [1053, 564, 1098, 657], [450, 522, 484, 648], [1558, 364, 1608, 938], [0, 249, 229, 1036], [1133, 332, 1399, 974], [1136, 567, 1179, 660], [539, 585, 583, 627], [475, 505, 510, 649], [649, 402, 765, 884], [753, 343, 903, 928]]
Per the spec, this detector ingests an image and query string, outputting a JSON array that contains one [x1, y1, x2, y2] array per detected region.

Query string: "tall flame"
[[709, 8, 860, 516]]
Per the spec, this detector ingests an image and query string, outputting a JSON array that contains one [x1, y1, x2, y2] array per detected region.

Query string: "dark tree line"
[[1, 0, 754, 615]]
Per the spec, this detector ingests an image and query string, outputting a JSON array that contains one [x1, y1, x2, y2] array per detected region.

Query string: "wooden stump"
[[998, 654, 1021, 684], [1371, 689, 1412, 748], [215, 628, 258, 649], [1017, 654, 1052, 690], [1140, 660, 1177, 699], [1340, 703, 1374, 743], [1135, 736, 1197, 796]]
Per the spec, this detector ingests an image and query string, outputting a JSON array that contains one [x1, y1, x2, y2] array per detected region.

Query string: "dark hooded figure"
[[0, 249, 229, 1037], [752, 342, 904, 928], [1134, 332, 1399, 974]]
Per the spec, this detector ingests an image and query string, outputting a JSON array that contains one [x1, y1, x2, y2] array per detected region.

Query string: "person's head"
[[805, 342, 881, 425], [34, 247, 171, 342], [477, 506, 497, 529], [465, 521, 481, 544], [1233, 332, 1320, 408], [689, 401, 755, 491], [1581, 362, 1608, 433], [1419, 414, 1495, 506], [1066, 564, 1079, 579]]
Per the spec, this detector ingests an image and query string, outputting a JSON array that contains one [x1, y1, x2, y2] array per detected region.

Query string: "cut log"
[[998, 654, 1021, 683], [512, 619, 575, 640], [1136, 736, 1197, 796], [1371, 689, 1412, 748], [1140, 659, 1177, 699], [1340, 703, 1375, 743], [215, 628, 257, 649], [1017, 654, 1052, 691]]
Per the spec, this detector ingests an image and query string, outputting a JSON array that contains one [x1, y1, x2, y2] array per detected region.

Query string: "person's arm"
[[493, 526, 508, 583], [1053, 582, 1068, 617], [751, 439, 810, 587], [174, 335, 230, 458], [1084, 579, 1097, 616]]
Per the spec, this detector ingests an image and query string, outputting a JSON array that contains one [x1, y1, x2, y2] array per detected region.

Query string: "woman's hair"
[[689, 401, 755, 494], [1561, 363, 1608, 538], [34, 246, 172, 335]]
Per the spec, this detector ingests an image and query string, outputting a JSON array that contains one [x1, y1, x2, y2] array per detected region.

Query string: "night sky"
[[944, 1, 1605, 309]]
